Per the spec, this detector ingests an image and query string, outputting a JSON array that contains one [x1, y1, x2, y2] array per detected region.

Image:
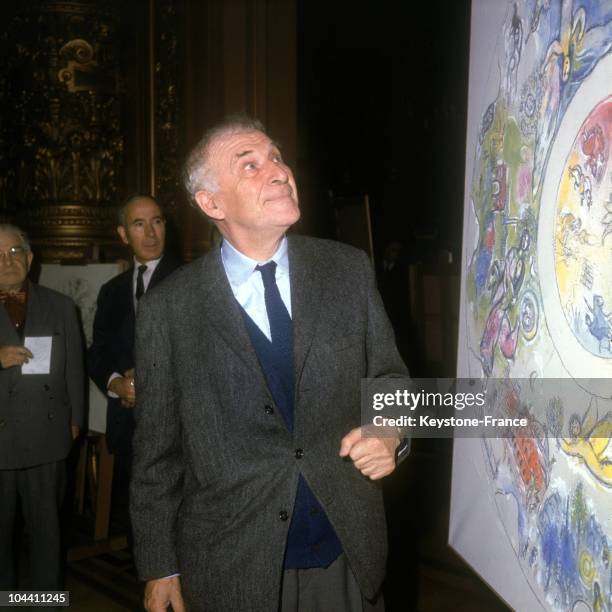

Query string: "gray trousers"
[[0, 461, 66, 589], [280, 553, 385, 612]]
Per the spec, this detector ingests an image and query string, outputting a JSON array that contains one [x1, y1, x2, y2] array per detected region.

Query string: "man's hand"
[[71, 424, 80, 440], [339, 426, 400, 480], [0, 345, 33, 369], [108, 374, 136, 408], [122, 368, 136, 407], [144, 576, 185, 612]]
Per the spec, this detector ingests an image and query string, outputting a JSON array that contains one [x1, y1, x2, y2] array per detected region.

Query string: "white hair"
[[182, 114, 266, 206], [0, 223, 31, 252]]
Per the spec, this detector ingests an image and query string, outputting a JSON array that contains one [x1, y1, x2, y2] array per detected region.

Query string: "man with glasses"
[[88, 195, 181, 536], [0, 223, 84, 589]]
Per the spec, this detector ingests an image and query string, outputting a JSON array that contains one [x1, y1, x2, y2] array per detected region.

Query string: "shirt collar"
[[221, 237, 289, 287], [133, 255, 162, 274]]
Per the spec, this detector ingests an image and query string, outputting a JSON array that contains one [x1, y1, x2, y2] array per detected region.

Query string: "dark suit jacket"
[[88, 254, 181, 454], [0, 282, 84, 470], [130, 236, 409, 611]]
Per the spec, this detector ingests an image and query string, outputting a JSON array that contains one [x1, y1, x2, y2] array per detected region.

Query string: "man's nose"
[[269, 162, 289, 185], [144, 222, 156, 237]]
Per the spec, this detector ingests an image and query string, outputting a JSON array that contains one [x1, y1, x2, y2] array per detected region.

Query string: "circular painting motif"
[[538, 53, 612, 393], [554, 97, 612, 358], [462, 4, 612, 611]]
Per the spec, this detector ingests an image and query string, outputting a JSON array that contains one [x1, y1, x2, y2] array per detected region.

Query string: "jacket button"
[[295, 448, 304, 459], [44, 384, 50, 391], [48, 412, 55, 420], [264, 405, 274, 414], [0, 420, 5, 428], [279, 510, 289, 522]]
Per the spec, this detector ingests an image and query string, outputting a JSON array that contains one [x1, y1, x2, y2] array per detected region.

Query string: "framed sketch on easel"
[[39, 263, 123, 433]]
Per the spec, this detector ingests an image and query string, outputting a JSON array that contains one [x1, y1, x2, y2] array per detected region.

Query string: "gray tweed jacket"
[[0, 282, 84, 470], [130, 235, 408, 611]]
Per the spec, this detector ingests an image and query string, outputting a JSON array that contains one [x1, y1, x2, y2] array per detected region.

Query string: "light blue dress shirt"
[[220, 237, 292, 340]]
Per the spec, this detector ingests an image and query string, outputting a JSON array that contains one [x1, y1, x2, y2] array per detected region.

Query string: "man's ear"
[[195, 191, 225, 221], [117, 225, 129, 246]]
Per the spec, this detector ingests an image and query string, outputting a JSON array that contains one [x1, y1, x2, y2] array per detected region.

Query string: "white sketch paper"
[[22, 336, 52, 375]]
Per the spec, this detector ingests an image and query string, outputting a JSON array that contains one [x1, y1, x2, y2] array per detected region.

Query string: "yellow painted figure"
[[561, 411, 612, 487]]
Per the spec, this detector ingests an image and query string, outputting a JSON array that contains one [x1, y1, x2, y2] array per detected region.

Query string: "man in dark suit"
[[131, 118, 410, 612], [88, 195, 181, 525], [0, 224, 84, 589]]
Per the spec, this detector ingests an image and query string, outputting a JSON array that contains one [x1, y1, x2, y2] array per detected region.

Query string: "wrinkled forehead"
[[209, 129, 277, 164], [0, 230, 22, 248]]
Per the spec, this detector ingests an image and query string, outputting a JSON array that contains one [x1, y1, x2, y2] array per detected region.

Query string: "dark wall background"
[[296, 0, 471, 266]]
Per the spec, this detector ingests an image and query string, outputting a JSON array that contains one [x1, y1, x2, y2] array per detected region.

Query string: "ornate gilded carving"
[[57, 39, 96, 92], [0, 1, 124, 260], [20, 204, 116, 226]]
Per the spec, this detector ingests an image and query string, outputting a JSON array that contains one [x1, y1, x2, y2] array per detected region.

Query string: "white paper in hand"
[[22, 336, 52, 375]]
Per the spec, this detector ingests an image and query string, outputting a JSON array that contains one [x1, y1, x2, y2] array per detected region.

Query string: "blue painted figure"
[[584, 294, 612, 352]]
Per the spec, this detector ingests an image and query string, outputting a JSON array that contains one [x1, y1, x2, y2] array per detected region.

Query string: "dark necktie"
[[135, 264, 147, 301], [256, 261, 292, 354]]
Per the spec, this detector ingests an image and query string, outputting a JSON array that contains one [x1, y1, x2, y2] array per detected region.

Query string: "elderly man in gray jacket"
[[130, 117, 409, 612], [0, 224, 84, 589]]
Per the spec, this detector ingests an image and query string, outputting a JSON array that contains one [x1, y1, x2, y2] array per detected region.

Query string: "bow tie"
[[0, 289, 27, 304]]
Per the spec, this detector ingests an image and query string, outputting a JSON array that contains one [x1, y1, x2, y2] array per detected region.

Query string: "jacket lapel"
[[288, 236, 324, 387], [23, 281, 51, 337], [0, 302, 20, 345], [148, 254, 177, 290], [122, 269, 136, 330], [197, 245, 264, 380], [0, 304, 20, 387]]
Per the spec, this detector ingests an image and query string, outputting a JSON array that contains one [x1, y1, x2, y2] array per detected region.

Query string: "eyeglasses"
[[0, 246, 28, 260]]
